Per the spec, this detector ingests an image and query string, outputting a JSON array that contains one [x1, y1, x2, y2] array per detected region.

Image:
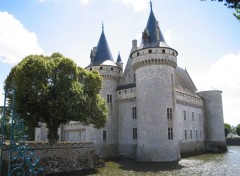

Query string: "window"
[[162, 49, 165, 53], [133, 128, 137, 139], [90, 68, 92, 71], [131, 89, 133, 93], [149, 49, 152, 53], [190, 130, 193, 140], [132, 106, 137, 119], [192, 112, 194, 121], [107, 94, 112, 103], [183, 110, 186, 120], [119, 91, 121, 95], [103, 130, 107, 141], [168, 127, 173, 140], [167, 108, 173, 119], [124, 90, 127, 94], [199, 113, 201, 122], [100, 67, 103, 70], [111, 67, 113, 71], [184, 130, 187, 140], [137, 52, 139, 56], [196, 130, 198, 140], [200, 130, 203, 139], [134, 74, 136, 83]]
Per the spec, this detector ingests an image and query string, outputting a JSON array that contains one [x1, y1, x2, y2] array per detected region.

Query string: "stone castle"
[[35, 3, 227, 162]]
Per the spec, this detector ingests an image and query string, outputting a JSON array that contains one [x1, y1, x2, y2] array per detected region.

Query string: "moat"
[[61, 146, 240, 176]]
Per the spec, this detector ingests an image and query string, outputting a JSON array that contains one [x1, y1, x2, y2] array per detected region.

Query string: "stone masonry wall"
[[2, 142, 104, 175]]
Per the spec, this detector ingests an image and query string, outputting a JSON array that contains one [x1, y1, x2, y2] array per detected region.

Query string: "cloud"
[[38, 0, 90, 4], [115, 0, 149, 12], [0, 11, 43, 64], [189, 51, 240, 126], [79, 0, 90, 5], [164, 29, 184, 46]]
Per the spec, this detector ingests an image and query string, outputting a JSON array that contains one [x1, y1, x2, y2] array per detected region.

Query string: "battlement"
[[131, 47, 177, 70], [86, 65, 122, 79]]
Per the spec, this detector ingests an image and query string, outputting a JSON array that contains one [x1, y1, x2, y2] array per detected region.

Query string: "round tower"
[[197, 90, 227, 152], [132, 3, 180, 162], [86, 24, 121, 158]]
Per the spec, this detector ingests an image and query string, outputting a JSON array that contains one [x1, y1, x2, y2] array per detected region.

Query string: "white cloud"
[[189, 51, 240, 126], [0, 11, 43, 64], [164, 29, 184, 46], [79, 0, 90, 5], [115, 0, 149, 12], [38, 0, 90, 4]]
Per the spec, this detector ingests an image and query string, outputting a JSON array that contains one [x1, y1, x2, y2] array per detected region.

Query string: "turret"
[[132, 1, 180, 162], [85, 24, 121, 158], [197, 90, 227, 152], [116, 52, 123, 70]]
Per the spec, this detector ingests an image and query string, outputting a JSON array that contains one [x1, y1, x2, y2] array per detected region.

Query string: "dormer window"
[[149, 49, 152, 53], [162, 49, 165, 53]]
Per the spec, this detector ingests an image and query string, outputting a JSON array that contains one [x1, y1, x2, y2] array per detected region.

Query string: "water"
[[62, 146, 240, 176]]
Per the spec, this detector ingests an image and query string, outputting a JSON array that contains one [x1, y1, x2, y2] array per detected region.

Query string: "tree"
[[224, 123, 232, 137], [236, 124, 240, 136], [201, 0, 240, 21], [4, 53, 108, 144]]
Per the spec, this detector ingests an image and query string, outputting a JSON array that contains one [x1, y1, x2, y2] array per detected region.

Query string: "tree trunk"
[[47, 124, 59, 145]]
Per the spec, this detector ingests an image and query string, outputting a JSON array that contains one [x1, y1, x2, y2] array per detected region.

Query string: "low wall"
[[226, 138, 240, 146], [1, 142, 104, 175]]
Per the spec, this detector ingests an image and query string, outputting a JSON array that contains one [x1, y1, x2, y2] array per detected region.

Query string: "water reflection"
[[52, 146, 240, 176]]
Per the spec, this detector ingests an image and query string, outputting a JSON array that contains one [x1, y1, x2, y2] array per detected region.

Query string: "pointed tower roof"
[[88, 24, 117, 67], [140, 1, 169, 48], [116, 52, 123, 63]]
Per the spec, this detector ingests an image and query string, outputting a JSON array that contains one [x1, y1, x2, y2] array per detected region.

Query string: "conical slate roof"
[[140, 2, 169, 48], [88, 26, 117, 67], [116, 52, 122, 63]]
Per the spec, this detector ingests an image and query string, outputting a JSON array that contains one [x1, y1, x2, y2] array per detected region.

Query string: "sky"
[[0, 0, 239, 126]]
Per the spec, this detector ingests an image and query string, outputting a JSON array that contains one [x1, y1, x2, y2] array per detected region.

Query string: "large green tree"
[[236, 124, 240, 136], [4, 53, 107, 144], [224, 123, 232, 137], [201, 0, 240, 20]]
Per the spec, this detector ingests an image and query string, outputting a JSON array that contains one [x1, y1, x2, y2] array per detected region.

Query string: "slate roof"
[[88, 27, 117, 67], [175, 67, 199, 98], [140, 3, 169, 49], [116, 83, 136, 91], [116, 53, 123, 63]]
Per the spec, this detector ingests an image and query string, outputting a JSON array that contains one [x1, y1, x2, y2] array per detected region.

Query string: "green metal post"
[[0, 89, 8, 174]]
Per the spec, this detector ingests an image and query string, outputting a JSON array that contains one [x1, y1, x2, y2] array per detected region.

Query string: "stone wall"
[[226, 138, 240, 146], [1, 142, 104, 175]]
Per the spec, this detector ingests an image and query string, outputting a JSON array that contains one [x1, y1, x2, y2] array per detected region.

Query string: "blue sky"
[[0, 0, 240, 126]]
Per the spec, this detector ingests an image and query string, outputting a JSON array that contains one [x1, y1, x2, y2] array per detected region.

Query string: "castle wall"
[[117, 88, 137, 158], [175, 92, 205, 154]]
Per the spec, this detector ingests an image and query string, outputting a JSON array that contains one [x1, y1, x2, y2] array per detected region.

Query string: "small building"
[[35, 2, 227, 162]]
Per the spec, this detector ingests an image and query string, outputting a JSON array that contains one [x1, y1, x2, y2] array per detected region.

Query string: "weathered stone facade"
[[35, 4, 227, 162]]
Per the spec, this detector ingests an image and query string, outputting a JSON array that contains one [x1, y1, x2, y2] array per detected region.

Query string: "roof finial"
[[102, 21, 104, 31], [150, 0, 152, 10]]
